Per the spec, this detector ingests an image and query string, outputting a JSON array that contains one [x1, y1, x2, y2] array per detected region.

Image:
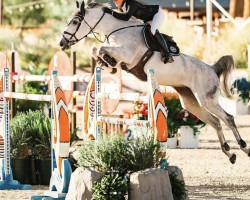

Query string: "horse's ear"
[[80, 1, 85, 16], [76, 1, 79, 8]]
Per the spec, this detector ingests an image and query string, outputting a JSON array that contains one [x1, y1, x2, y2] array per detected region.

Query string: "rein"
[[105, 24, 144, 44]]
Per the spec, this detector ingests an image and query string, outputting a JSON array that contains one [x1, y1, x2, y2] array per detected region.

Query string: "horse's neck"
[[89, 10, 143, 35]]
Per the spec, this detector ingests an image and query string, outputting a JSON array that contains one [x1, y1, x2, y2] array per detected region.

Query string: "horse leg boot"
[[154, 29, 174, 64]]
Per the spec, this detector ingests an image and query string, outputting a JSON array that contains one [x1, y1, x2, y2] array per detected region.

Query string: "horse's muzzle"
[[59, 37, 70, 50]]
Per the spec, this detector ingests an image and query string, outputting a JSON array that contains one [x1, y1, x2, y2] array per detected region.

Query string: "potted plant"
[[10, 110, 51, 185], [31, 111, 51, 185], [10, 111, 36, 184]]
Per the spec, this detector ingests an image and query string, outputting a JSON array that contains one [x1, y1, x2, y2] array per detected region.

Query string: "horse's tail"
[[212, 55, 235, 99]]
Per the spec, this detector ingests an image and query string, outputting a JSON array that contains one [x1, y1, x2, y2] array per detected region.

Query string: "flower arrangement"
[[132, 101, 148, 120]]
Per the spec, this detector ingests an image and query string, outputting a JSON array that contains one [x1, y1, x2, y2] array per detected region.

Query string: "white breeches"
[[150, 7, 165, 34]]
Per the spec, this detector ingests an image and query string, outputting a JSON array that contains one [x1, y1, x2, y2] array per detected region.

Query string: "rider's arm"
[[103, 0, 137, 21]]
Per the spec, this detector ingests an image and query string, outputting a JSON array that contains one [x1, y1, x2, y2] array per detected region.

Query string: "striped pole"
[[95, 67, 102, 141], [4, 92, 51, 102], [97, 116, 149, 127], [96, 92, 148, 103], [3, 68, 11, 179], [11, 74, 91, 83]]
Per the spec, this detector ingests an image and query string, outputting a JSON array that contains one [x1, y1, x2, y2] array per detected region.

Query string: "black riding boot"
[[154, 29, 173, 64]]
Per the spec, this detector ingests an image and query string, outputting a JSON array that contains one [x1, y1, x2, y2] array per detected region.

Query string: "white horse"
[[59, 1, 250, 164]]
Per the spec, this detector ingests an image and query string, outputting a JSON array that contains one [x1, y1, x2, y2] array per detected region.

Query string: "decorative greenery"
[[77, 135, 162, 173], [126, 135, 161, 172], [232, 78, 250, 103], [92, 173, 128, 200], [169, 173, 187, 200], [10, 110, 51, 159], [77, 134, 165, 199], [77, 135, 131, 173], [77, 134, 187, 199], [164, 97, 183, 137]]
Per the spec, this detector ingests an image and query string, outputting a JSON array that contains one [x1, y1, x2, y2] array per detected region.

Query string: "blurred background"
[[0, 0, 249, 71]]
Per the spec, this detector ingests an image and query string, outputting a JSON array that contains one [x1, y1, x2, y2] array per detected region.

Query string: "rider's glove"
[[102, 7, 113, 15]]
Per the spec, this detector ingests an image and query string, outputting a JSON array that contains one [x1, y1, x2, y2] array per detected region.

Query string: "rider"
[[102, 0, 173, 64]]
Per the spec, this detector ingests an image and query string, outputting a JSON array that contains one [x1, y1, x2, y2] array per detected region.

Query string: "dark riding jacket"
[[110, 0, 159, 22]]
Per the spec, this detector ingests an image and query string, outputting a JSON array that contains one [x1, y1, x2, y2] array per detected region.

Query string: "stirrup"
[[162, 54, 174, 64]]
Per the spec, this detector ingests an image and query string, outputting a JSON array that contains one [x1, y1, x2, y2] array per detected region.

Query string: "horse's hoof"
[[238, 139, 247, 148], [229, 153, 236, 164], [111, 68, 117, 74], [222, 142, 230, 151]]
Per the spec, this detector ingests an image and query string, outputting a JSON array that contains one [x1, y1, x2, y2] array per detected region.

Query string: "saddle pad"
[[143, 25, 180, 56]]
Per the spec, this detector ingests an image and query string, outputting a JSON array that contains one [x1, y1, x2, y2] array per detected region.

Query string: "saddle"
[[143, 24, 180, 56], [102, 24, 180, 82]]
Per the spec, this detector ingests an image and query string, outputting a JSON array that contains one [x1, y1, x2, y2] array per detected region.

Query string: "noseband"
[[62, 11, 105, 46]]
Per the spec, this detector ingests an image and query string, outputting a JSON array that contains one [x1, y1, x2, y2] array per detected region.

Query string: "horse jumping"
[[59, 1, 250, 164]]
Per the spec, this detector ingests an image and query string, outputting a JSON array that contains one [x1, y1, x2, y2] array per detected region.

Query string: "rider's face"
[[114, 0, 123, 7]]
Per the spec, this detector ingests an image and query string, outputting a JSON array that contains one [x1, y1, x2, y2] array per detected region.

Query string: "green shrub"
[[169, 173, 187, 200], [77, 135, 162, 173], [126, 135, 161, 172], [77, 135, 132, 172], [92, 173, 128, 200], [10, 110, 51, 159]]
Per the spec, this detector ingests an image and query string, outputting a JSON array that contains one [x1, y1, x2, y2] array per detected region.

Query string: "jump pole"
[[0, 68, 72, 195], [93, 66, 168, 142], [0, 68, 32, 190], [30, 70, 72, 200]]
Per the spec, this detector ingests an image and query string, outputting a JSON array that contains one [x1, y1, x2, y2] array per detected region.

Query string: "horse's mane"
[[88, 1, 112, 9]]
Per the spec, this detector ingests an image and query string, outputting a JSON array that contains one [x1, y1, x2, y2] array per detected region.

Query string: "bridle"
[[62, 11, 105, 47]]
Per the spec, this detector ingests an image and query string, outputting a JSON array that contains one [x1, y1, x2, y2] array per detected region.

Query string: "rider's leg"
[[151, 8, 173, 64], [154, 30, 173, 63]]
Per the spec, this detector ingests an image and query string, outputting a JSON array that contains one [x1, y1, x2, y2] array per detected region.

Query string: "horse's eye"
[[72, 20, 78, 25]]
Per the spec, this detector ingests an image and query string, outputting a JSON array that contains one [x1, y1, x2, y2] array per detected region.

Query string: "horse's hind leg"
[[196, 91, 250, 158], [175, 87, 236, 163]]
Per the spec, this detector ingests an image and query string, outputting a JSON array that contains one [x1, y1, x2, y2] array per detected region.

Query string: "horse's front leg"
[[98, 46, 135, 66], [91, 46, 117, 73]]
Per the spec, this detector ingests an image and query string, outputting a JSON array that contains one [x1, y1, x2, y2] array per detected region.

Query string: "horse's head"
[[59, 1, 86, 50], [59, 1, 105, 50]]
